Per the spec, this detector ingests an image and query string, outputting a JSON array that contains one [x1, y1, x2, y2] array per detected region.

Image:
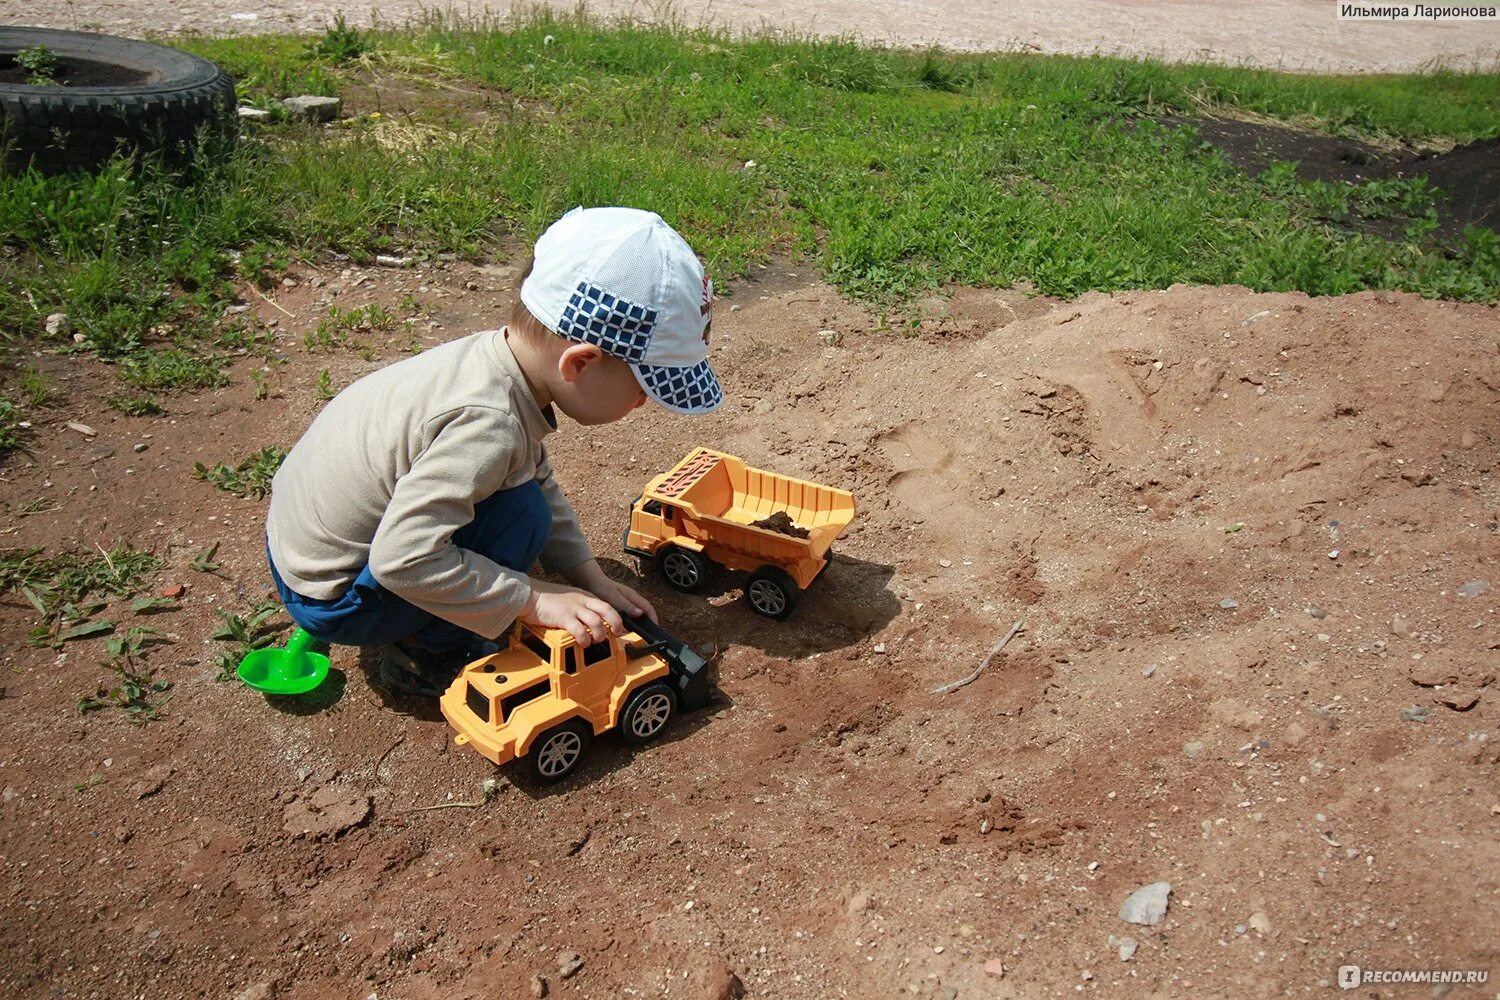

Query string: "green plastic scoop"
[[237, 628, 330, 695]]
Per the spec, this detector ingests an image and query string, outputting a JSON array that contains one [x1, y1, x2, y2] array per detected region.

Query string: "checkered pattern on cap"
[[555, 281, 657, 363], [637, 359, 723, 414]]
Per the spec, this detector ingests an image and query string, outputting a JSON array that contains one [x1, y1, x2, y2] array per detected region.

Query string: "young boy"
[[265, 206, 723, 696]]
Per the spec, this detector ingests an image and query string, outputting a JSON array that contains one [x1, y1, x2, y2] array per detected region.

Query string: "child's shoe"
[[378, 641, 463, 698]]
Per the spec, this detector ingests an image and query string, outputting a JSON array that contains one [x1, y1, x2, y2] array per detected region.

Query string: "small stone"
[[1409, 659, 1459, 688], [846, 891, 871, 914], [530, 974, 548, 999], [160, 584, 185, 599], [374, 254, 411, 267], [66, 421, 98, 438], [983, 959, 1005, 978], [1141, 664, 1157, 678], [1248, 911, 1272, 934], [752, 398, 773, 415], [236, 106, 271, 121], [729, 303, 741, 312], [232, 985, 274, 1000], [44, 312, 71, 337], [1400, 705, 1429, 724], [1219, 597, 1239, 609], [1391, 614, 1412, 636], [702, 964, 745, 1000], [873, 643, 887, 654], [938, 559, 953, 568], [817, 329, 843, 347], [296, 766, 313, 782], [1456, 580, 1490, 598], [1307, 606, 1326, 620], [1108, 935, 1138, 961], [1460, 430, 1479, 449], [1119, 881, 1171, 926], [281, 277, 297, 288], [130, 764, 174, 800], [1183, 741, 1204, 760], [283, 95, 342, 122], [72, 332, 86, 343], [1438, 687, 1481, 712], [133, 442, 149, 453], [557, 951, 584, 979]]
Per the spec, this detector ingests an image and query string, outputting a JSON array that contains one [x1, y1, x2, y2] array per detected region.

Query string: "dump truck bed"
[[644, 448, 855, 567]]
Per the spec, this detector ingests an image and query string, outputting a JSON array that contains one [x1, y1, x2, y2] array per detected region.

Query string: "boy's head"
[[510, 207, 720, 426]]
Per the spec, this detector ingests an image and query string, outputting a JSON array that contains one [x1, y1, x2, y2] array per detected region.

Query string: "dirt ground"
[[10, 0, 1500, 73], [1, 247, 1498, 998]]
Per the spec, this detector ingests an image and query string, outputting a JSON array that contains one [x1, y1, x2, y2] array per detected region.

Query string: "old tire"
[[525, 719, 592, 784], [618, 681, 676, 746], [658, 545, 709, 593], [745, 566, 800, 620], [0, 27, 236, 175]]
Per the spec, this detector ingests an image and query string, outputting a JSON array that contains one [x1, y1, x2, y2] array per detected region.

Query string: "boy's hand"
[[564, 559, 660, 624], [521, 580, 624, 647]]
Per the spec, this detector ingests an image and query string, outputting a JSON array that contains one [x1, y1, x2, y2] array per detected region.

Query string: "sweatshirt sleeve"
[[535, 445, 595, 575], [367, 407, 532, 638]]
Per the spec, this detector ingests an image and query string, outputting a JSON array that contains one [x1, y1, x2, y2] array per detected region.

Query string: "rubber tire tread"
[[0, 27, 235, 174]]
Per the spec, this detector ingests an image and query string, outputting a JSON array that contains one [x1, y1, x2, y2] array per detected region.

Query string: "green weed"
[[189, 541, 221, 572], [119, 347, 229, 392], [77, 659, 172, 724], [211, 600, 285, 681], [0, 396, 24, 454], [315, 368, 335, 400], [18, 366, 57, 408], [306, 12, 372, 64], [1, 544, 162, 644], [15, 45, 60, 86], [107, 394, 165, 417], [192, 445, 288, 499]]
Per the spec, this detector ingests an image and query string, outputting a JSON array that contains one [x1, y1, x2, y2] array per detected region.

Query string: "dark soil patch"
[[753, 511, 810, 538], [0, 55, 150, 87], [1162, 115, 1499, 243]]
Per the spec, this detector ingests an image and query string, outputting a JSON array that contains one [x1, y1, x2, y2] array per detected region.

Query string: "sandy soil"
[[1, 252, 1497, 998], [9, 0, 1500, 73]]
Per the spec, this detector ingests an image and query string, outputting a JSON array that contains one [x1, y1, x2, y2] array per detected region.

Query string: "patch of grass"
[[192, 445, 288, 499], [0, 396, 24, 454], [18, 366, 57, 408], [315, 369, 336, 400], [0, 545, 162, 613], [107, 394, 165, 417], [305, 302, 398, 353], [2, 14, 1495, 386], [1, 545, 163, 645]]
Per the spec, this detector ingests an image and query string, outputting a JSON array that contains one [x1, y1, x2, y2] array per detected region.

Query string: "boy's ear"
[[557, 342, 604, 383]]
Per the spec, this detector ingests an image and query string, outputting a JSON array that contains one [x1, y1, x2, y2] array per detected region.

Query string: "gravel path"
[[11, 0, 1500, 73]]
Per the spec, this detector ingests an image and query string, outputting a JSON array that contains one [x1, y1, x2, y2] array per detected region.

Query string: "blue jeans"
[[268, 480, 551, 655]]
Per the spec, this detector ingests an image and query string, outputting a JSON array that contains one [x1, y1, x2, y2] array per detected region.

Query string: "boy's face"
[[551, 344, 649, 426]]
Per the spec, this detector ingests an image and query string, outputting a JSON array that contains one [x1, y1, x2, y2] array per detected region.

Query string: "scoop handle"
[[285, 628, 316, 657]]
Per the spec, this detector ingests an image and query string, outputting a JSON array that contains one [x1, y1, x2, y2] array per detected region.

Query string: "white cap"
[[520, 206, 722, 415]]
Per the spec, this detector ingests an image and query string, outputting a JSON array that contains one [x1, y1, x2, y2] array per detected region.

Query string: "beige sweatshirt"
[[266, 328, 593, 638]]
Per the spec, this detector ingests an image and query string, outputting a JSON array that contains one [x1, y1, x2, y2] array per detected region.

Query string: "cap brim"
[[631, 359, 724, 415]]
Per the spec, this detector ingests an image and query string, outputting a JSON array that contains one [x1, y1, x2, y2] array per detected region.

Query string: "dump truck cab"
[[441, 616, 712, 782]]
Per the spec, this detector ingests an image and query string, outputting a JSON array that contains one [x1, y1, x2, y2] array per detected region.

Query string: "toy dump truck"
[[623, 447, 856, 619], [440, 613, 711, 783]]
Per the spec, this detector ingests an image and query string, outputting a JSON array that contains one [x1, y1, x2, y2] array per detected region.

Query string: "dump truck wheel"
[[525, 719, 591, 783], [618, 681, 677, 745], [745, 566, 799, 620], [658, 546, 709, 593], [0, 27, 236, 175]]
